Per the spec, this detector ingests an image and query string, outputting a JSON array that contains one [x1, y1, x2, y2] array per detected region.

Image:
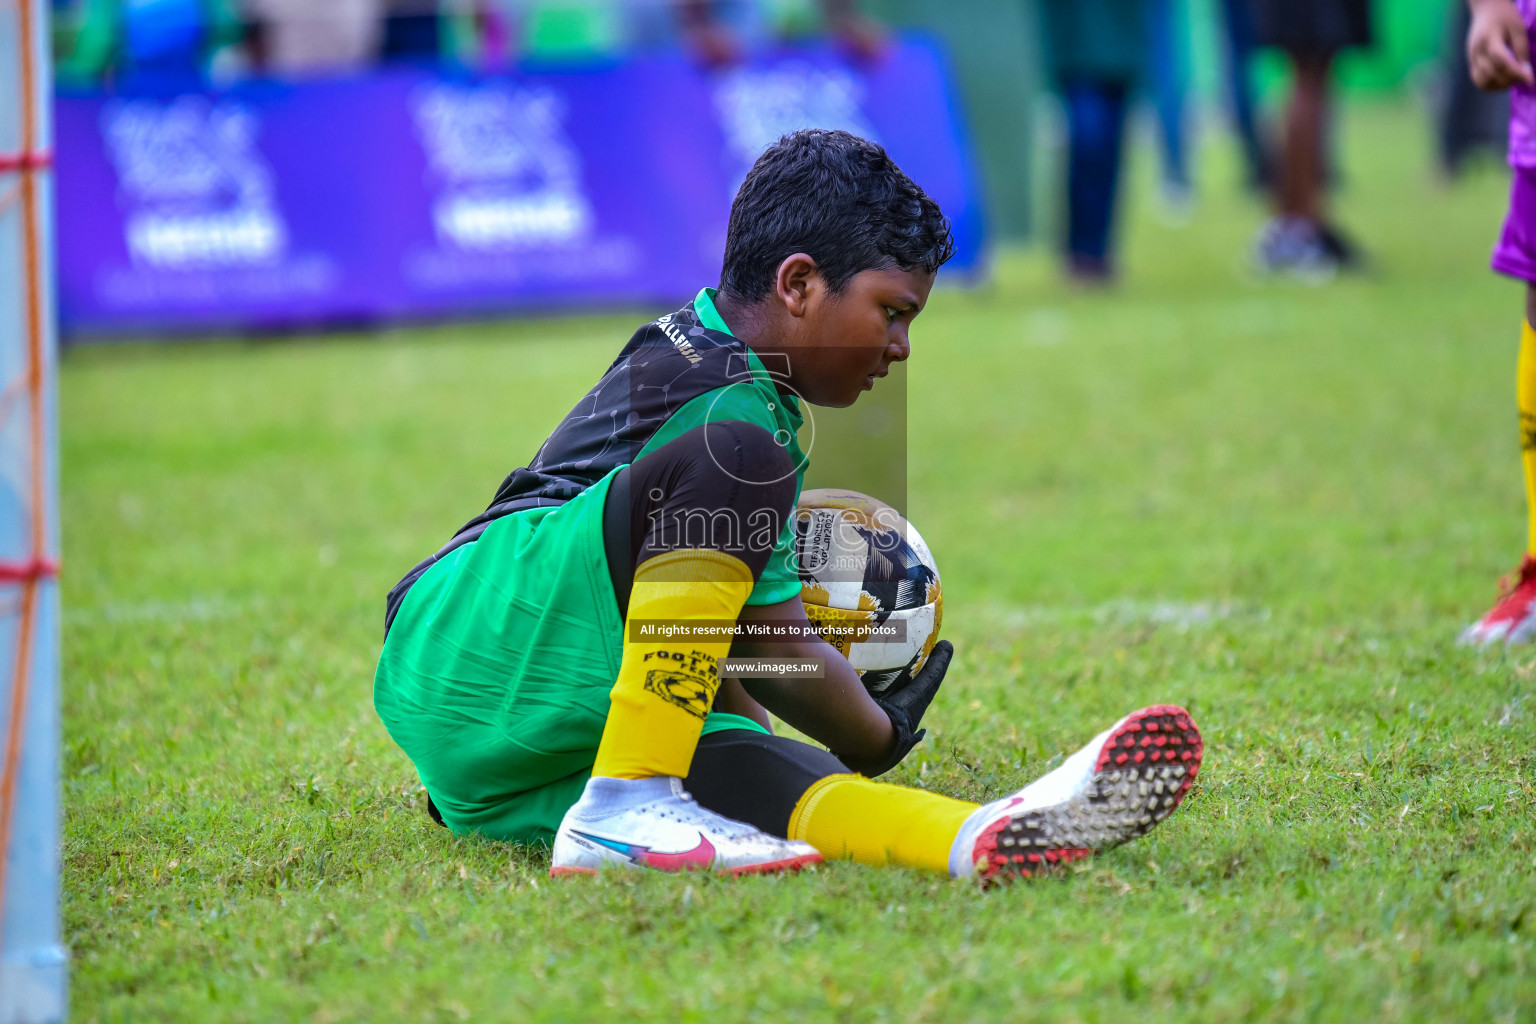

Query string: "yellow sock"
[[591, 550, 753, 780], [787, 774, 978, 874], [1519, 321, 1536, 555]]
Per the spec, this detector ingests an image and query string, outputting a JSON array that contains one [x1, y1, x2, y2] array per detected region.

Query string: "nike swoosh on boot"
[[573, 830, 717, 871]]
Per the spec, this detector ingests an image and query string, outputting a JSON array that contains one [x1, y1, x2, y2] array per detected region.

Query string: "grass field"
[[61, 103, 1536, 1022]]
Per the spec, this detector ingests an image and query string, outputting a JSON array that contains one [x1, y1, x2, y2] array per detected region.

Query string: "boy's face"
[[783, 265, 936, 408]]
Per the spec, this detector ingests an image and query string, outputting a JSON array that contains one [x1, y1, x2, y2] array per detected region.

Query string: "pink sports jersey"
[[1513, 0, 1536, 166]]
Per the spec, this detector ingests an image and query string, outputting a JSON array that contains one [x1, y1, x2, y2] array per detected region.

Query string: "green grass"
[[63, 102, 1536, 1022]]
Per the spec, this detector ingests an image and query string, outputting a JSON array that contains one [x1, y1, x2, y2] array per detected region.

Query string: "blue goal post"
[[0, 0, 65, 1022]]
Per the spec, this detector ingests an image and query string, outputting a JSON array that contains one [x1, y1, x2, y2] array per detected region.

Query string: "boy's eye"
[[883, 306, 900, 322]]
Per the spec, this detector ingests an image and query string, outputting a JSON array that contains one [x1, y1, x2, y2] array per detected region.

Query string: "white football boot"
[[550, 776, 822, 877], [950, 705, 1203, 882]]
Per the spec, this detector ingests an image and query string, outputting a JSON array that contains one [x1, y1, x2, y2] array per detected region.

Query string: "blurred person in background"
[[1438, 0, 1511, 178], [1460, 0, 1536, 644], [445, 0, 517, 68], [1147, 0, 1193, 220], [56, 0, 244, 88], [668, 0, 885, 65], [1247, 0, 1373, 278], [1039, 0, 1149, 284], [377, 0, 462, 63], [242, 0, 382, 76], [445, 0, 885, 70], [1220, 0, 1270, 190], [1146, 0, 1268, 217]]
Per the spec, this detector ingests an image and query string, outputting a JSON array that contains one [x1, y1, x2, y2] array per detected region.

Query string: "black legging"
[[684, 729, 849, 836]]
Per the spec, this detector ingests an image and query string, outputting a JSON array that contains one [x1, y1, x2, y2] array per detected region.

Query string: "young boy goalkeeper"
[[374, 130, 1203, 880]]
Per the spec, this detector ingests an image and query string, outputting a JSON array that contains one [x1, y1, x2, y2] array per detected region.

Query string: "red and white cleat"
[[1461, 555, 1536, 646], [950, 705, 1203, 882]]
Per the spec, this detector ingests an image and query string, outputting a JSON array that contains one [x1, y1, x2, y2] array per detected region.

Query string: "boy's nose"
[[888, 334, 911, 362]]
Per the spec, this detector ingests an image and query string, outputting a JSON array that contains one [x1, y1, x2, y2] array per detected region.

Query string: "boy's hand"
[[1468, 0, 1534, 91], [862, 640, 953, 777]]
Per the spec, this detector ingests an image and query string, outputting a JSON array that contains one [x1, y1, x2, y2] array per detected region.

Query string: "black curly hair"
[[719, 129, 955, 301]]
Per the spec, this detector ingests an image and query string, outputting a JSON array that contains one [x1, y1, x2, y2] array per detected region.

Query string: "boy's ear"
[[774, 253, 822, 319]]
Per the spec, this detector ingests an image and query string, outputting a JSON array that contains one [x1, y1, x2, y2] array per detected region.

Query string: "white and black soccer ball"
[[793, 488, 943, 695]]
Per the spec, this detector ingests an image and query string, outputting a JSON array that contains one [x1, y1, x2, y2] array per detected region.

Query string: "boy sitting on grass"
[[373, 129, 1203, 880]]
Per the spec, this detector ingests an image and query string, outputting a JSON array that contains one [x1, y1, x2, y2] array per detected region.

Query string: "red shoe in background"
[[1461, 555, 1536, 645]]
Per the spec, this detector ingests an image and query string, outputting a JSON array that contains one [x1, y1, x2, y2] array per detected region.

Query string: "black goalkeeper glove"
[[862, 640, 953, 778]]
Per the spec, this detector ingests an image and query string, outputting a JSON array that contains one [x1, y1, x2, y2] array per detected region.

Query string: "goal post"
[[0, 0, 65, 1021]]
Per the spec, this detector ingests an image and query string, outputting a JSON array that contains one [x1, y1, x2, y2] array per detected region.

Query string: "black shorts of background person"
[[1247, 0, 1372, 53]]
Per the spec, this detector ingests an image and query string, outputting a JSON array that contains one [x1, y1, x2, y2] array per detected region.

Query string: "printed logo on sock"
[[574, 830, 717, 871], [641, 648, 718, 719], [643, 670, 714, 718]]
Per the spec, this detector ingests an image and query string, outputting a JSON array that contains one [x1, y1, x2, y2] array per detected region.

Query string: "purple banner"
[[55, 37, 984, 337]]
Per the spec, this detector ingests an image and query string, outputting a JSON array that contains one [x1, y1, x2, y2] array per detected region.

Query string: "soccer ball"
[[792, 488, 943, 695]]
